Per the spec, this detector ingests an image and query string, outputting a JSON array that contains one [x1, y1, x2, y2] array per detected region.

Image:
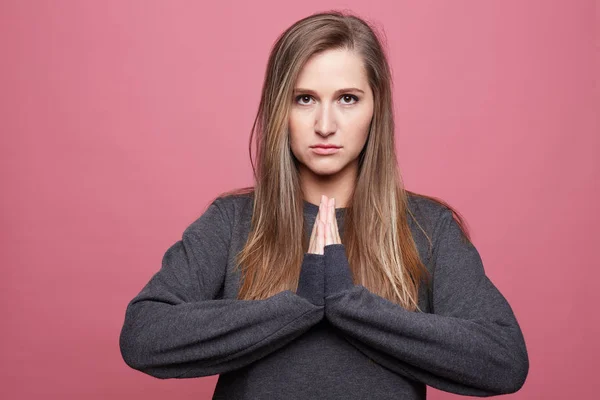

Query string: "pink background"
[[1, 1, 597, 399]]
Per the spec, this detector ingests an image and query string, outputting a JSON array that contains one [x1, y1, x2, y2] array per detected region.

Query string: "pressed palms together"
[[308, 195, 342, 255]]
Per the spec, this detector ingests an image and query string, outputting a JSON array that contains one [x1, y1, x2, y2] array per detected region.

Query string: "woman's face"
[[289, 48, 374, 179]]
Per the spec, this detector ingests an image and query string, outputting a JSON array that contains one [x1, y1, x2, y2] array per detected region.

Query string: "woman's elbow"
[[119, 327, 154, 376], [489, 346, 529, 395], [504, 350, 529, 393], [119, 324, 217, 379], [119, 325, 172, 379]]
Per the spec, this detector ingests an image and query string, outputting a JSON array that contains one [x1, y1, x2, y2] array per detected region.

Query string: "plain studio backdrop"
[[0, 1, 597, 399]]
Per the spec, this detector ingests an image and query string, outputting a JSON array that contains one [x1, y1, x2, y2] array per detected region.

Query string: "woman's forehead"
[[295, 49, 368, 92]]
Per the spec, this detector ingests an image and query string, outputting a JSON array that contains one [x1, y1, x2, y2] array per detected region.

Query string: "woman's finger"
[[325, 198, 333, 246], [311, 210, 319, 237], [309, 210, 319, 251], [331, 197, 338, 245], [317, 220, 324, 255], [329, 197, 338, 244], [320, 195, 328, 225]]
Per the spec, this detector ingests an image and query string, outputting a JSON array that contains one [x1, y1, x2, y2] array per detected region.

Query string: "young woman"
[[119, 10, 529, 399]]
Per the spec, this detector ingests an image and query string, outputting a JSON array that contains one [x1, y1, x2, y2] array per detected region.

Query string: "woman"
[[119, 10, 529, 399]]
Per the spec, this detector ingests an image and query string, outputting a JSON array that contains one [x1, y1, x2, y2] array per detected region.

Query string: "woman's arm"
[[322, 210, 529, 396], [119, 199, 324, 379]]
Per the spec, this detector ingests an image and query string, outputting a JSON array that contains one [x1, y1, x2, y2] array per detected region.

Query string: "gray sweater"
[[119, 192, 529, 399]]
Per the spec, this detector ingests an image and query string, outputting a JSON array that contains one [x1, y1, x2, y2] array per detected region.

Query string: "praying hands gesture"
[[308, 195, 342, 255]]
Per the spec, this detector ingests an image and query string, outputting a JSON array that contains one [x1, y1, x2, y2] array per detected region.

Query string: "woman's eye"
[[340, 95, 359, 105], [294, 94, 359, 105], [296, 95, 313, 105]]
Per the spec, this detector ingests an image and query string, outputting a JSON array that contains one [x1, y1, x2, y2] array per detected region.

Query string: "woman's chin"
[[308, 164, 343, 177]]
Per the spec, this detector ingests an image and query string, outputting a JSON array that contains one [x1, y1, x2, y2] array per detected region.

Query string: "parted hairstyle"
[[215, 10, 470, 311]]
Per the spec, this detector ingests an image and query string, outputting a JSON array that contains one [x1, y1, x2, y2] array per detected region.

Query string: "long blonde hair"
[[217, 10, 471, 312]]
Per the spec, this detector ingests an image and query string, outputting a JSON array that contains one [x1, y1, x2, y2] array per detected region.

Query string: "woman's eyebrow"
[[293, 87, 365, 96]]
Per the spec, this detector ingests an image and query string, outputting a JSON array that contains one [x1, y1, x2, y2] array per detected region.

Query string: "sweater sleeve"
[[322, 210, 529, 396], [119, 199, 325, 379]]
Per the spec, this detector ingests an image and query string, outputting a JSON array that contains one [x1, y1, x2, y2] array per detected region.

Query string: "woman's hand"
[[308, 195, 342, 255]]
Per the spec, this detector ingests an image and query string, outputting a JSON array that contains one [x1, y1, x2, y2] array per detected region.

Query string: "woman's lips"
[[311, 146, 340, 155]]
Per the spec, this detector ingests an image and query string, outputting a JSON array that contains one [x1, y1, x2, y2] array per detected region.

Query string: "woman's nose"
[[315, 104, 337, 136]]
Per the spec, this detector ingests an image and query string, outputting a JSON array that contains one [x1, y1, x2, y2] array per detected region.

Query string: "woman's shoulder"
[[184, 187, 255, 236], [406, 189, 472, 245], [406, 190, 451, 222], [213, 187, 255, 221]]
